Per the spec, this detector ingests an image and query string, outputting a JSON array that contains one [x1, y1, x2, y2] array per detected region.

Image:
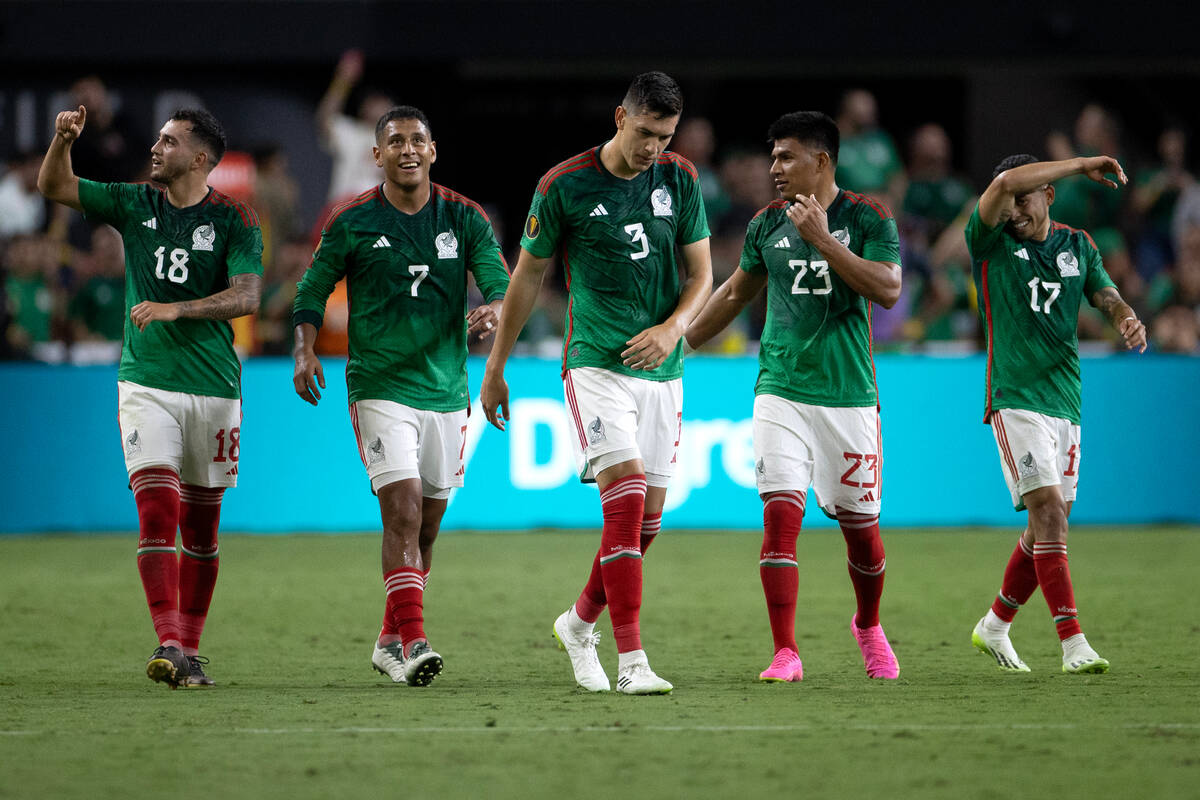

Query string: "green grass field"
[[2, 527, 1198, 799]]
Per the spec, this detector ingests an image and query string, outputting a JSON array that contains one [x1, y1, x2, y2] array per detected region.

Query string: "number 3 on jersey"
[[625, 223, 650, 261], [153, 246, 189, 284]]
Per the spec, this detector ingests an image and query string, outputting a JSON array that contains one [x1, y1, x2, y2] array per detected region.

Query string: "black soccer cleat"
[[184, 655, 215, 688], [146, 645, 190, 689]]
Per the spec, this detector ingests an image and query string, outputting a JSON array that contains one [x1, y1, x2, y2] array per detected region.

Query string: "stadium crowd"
[[3, 74, 1198, 362]]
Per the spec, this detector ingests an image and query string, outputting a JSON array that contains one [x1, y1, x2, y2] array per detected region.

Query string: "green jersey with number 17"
[[966, 204, 1115, 425], [292, 183, 510, 411], [740, 190, 901, 407], [520, 146, 710, 380], [77, 179, 264, 399]]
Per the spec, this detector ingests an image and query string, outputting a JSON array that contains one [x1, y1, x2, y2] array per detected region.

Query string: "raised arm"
[[129, 273, 262, 331], [621, 237, 714, 369], [37, 105, 86, 211], [788, 194, 901, 308], [1091, 286, 1147, 353], [316, 50, 362, 147], [684, 267, 766, 350], [979, 156, 1127, 229], [480, 248, 553, 430]]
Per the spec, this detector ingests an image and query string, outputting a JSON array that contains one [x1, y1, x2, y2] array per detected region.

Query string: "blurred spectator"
[[66, 225, 125, 364], [252, 143, 302, 272], [0, 151, 47, 237], [835, 89, 905, 210], [902, 124, 973, 238], [1151, 305, 1199, 353], [3, 234, 66, 362], [258, 236, 313, 355], [1131, 126, 1192, 277], [316, 49, 394, 203], [67, 75, 145, 183], [1148, 223, 1200, 312], [718, 150, 775, 234], [671, 117, 731, 231], [1045, 105, 1124, 241]]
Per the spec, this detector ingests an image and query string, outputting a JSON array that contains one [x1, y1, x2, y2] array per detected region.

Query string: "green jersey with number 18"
[[520, 146, 710, 380], [740, 190, 901, 408], [77, 179, 264, 399], [292, 184, 510, 412], [966, 204, 1116, 425]]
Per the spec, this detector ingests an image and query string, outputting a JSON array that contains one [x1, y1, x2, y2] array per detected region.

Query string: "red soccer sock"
[[383, 567, 427, 655], [380, 569, 430, 642], [640, 511, 662, 554], [990, 535, 1038, 623], [132, 468, 182, 647], [598, 474, 647, 653], [575, 508, 661, 625], [838, 508, 885, 629], [760, 491, 805, 653], [178, 485, 223, 655], [1033, 542, 1081, 640]]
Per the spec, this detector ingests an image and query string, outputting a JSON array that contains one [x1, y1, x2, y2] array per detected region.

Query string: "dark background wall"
[[3, 0, 1198, 240]]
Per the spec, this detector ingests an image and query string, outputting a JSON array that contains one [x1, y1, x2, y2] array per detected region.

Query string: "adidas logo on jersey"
[[373, 236, 391, 249], [589, 204, 609, 217], [142, 218, 157, 230], [774, 236, 791, 249], [1014, 247, 1029, 260]]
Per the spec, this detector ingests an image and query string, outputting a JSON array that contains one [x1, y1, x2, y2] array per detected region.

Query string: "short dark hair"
[[621, 71, 683, 118], [767, 111, 840, 164], [375, 105, 432, 142], [169, 108, 226, 167], [992, 153, 1038, 179]]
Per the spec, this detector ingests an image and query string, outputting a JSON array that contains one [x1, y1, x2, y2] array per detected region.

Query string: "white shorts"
[[349, 399, 467, 498], [752, 394, 881, 516], [117, 380, 242, 488], [990, 408, 1081, 510], [563, 367, 682, 488]]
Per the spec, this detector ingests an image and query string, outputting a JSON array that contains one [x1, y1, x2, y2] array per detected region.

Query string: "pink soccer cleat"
[[759, 647, 804, 682], [851, 615, 900, 679]]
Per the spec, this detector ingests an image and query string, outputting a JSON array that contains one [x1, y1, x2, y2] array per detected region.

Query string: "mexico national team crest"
[[524, 214, 540, 240], [368, 437, 385, 466], [651, 187, 673, 217], [192, 223, 215, 252], [588, 417, 606, 445], [125, 429, 141, 456], [832, 228, 851, 248], [1056, 251, 1080, 277], [436, 231, 458, 259], [1017, 451, 1038, 479]]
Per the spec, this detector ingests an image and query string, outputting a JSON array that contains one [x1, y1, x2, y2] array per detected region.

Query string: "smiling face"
[[149, 119, 205, 184], [611, 105, 679, 176], [1006, 184, 1054, 241], [374, 117, 436, 191], [769, 137, 829, 200]]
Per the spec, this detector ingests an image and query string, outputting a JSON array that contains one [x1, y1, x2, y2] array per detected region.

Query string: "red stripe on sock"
[[761, 491, 804, 653], [991, 535, 1038, 622], [178, 485, 223, 653], [599, 475, 646, 652], [1033, 546, 1081, 639], [133, 468, 181, 646], [837, 507, 885, 628], [383, 567, 426, 650]]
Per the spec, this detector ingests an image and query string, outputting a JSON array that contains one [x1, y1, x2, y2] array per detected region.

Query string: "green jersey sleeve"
[[519, 185, 564, 259], [738, 210, 769, 275], [674, 163, 710, 246], [466, 207, 510, 302], [292, 215, 351, 329], [861, 212, 901, 264], [77, 179, 141, 228], [225, 216, 265, 278], [1082, 241, 1117, 298], [964, 203, 1005, 260]]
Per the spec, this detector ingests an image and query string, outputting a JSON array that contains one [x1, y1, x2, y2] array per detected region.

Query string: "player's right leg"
[[119, 381, 189, 688]]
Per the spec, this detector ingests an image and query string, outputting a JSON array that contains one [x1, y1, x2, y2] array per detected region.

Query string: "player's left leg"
[[378, 478, 441, 685], [178, 485, 223, 687]]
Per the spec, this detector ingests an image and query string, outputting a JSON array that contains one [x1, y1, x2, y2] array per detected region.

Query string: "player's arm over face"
[[978, 156, 1128, 229]]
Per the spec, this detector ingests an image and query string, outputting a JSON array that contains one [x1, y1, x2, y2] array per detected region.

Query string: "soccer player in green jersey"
[[480, 72, 713, 694], [38, 105, 264, 689], [686, 111, 903, 682], [966, 154, 1146, 675], [292, 106, 509, 687]]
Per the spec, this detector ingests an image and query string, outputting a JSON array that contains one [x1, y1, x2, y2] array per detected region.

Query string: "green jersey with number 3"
[[292, 184, 510, 411], [520, 146, 710, 380], [77, 179, 264, 399], [740, 190, 901, 407], [966, 204, 1116, 424]]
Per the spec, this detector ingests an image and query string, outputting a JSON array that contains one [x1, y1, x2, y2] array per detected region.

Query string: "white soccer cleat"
[[1061, 634, 1110, 674], [372, 641, 407, 684], [971, 617, 1031, 672], [615, 656, 673, 695], [553, 609, 610, 692]]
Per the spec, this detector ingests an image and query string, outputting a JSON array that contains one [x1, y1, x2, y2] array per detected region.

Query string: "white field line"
[[3, 722, 1199, 736]]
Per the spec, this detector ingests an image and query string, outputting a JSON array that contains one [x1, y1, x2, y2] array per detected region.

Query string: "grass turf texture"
[[1, 528, 1197, 799]]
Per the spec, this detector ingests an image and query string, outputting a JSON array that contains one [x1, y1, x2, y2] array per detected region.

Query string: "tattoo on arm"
[[1092, 286, 1133, 326], [177, 273, 263, 321]]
